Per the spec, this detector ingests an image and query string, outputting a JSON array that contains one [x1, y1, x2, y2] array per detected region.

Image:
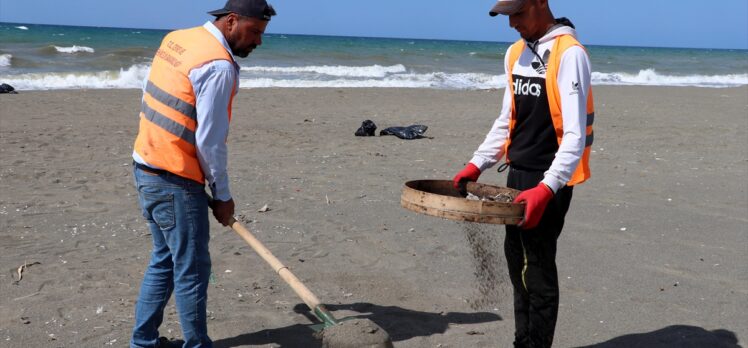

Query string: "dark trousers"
[[505, 167, 573, 348]]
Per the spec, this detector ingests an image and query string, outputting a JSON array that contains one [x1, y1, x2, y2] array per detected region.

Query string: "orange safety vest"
[[505, 35, 595, 186], [134, 26, 235, 183]]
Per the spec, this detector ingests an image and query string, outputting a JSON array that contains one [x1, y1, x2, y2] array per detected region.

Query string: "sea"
[[1, 22, 747, 90]]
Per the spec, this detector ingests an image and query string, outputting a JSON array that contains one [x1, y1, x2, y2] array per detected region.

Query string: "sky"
[[1, 0, 747, 49]]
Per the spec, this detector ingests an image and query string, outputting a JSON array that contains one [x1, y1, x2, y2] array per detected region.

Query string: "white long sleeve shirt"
[[134, 21, 239, 201], [469, 24, 592, 193]]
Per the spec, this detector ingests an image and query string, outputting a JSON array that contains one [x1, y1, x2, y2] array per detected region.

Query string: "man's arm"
[[469, 48, 514, 171], [542, 45, 591, 192], [190, 60, 237, 224]]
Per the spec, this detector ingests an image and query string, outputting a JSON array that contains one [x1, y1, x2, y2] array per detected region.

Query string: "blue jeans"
[[131, 165, 212, 348]]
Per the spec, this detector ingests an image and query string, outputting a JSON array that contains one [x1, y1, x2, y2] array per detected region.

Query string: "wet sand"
[[1, 86, 746, 347]]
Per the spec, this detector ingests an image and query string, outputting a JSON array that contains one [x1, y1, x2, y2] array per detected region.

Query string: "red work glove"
[[513, 183, 553, 229], [453, 163, 481, 189]]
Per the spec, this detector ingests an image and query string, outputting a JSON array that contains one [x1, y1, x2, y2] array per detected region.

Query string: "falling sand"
[[462, 222, 512, 311]]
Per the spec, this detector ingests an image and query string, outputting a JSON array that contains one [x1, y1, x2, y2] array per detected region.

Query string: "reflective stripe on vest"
[[133, 26, 235, 183], [140, 101, 196, 145], [505, 35, 595, 186], [145, 81, 197, 120]]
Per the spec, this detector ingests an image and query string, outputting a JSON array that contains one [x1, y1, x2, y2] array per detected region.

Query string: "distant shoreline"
[[3, 21, 747, 51], [2, 21, 747, 90]]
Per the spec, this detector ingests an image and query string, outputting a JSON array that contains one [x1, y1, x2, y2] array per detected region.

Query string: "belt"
[[133, 161, 170, 176]]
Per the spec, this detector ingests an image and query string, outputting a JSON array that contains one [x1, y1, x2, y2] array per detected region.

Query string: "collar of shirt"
[[203, 21, 240, 71]]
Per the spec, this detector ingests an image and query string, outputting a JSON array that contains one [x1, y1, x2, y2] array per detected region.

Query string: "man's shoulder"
[[163, 26, 201, 38], [559, 44, 589, 62], [189, 60, 237, 85], [205, 59, 237, 71]]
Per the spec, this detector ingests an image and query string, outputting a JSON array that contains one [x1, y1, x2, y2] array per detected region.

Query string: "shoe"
[[156, 337, 170, 348]]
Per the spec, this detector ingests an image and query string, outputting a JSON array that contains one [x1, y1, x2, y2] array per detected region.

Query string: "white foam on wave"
[[241, 64, 407, 78], [239, 65, 747, 89], [15, 26, 29, 30], [4, 65, 746, 90], [592, 69, 748, 88], [240, 69, 748, 89], [54, 45, 95, 53], [0, 54, 12, 67], [239, 64, 503, 89], [2, 64, 149, 90], [240, 71, 505, 89]]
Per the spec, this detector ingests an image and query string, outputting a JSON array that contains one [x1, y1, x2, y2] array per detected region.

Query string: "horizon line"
[[2, 20, 747, 51]]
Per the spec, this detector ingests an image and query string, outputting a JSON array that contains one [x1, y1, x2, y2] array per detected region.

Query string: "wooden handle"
[[228, 217, 322, 311]]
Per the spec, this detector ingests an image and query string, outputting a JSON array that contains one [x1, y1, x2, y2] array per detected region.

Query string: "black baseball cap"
[[489, 0, 526, 16], [208, 0, 276, 21]]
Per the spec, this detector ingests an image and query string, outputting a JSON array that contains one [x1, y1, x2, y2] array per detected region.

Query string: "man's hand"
[[211, 198, 235, 226], [453, 163, 482, 190], [513, 183, 553, 229]]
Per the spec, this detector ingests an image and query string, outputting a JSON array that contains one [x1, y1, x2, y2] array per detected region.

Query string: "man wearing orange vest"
[[453, 0, 594, 346], [130, 1, 275, 347]]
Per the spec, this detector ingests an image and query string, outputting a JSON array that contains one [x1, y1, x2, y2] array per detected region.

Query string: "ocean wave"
[[3, 64, 747, 90], [592, 69, 748, 88], [241, 64, 407, 78], [238, 66, 747, 89], [470, 51, 504, 60], [240, 71, 505, 89], [2, 64, 149, 90], [0, 54, 11, 67], [54, 45, 95, 53], [107, 47, 157, 58], [15, 26, 29, 30]]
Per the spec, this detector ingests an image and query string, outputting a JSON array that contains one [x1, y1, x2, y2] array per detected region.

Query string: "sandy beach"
[[1, 86, 746, 347]]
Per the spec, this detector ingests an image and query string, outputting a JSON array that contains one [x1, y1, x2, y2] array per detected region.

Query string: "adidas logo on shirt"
[[570, 81, 579, 95], [532, 61, 547, 74], [513, 78, 543, 97], [530, 49, 551, 74]]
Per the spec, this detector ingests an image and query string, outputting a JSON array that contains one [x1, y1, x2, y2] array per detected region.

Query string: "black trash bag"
[[379, 125, 428, 140], [354, 119, 377, 136], [0, 83, 18, 94]]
